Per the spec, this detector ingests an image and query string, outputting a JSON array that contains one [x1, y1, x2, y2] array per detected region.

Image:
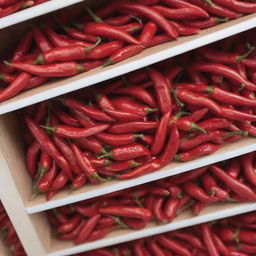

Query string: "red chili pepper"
[[241, 152, 256, 188], [70, 143, 104, 182], [99, 206, 152, 222], [25, 117, 72, 178], [212, 233, 231, 256], [118, 1, 178, 39], [23, 76, 48, 91], [164, 198, 180, 222], [26, 141, 40, 177], [146, 239, 166, 256], [36, 152, 51, 181], [210, 164, 256, 201], [212, 0, 256, 13], [74, 214, 101, 244], [200, 223, 219, 256], [41, 123, 109, 139], [57, 215, 82, 234], [0, 72, 31, 102], [108, 121, 157, 134], [139, 21, 158, 47], [50, 171, 69, 191], [33, 27, 53, 53], [104, 44, 143, 66], [104, 14, 135, 26], [100, 143, 150, 161], [133, 241, 150, 256], [172, 231, 204, 249], [151, 112, 170, 155], [190, 0, 240, 19], [169, 20, 201, 36], [173, 88, 222, 114], [0, 0, 19, 7], [37, 162, 57, 193], [182, 182, 218, 203], [112, 85, 157, 108], [83, 22, 139, 45], [95, 93, 115, 110], [193, 63, 256, 90], [157, 234, 192, 256], [52, 108, 80, 127], [62, 97, 115, 123], [220, 106, 256, 122], [184, 17, 228, 29], [76, 138, 105, 155], [152, 197, 167, 223], [149, 68, 172, 114], [103, 108, 144, 122], [6, 61, 84, 77], [153, 5, 209, 20], [201, 173, 229, 200], [116, 22, 143, 34], [0, 72, 15, 84], [122, 217, 148, 230], [176, 143, 221, 162]]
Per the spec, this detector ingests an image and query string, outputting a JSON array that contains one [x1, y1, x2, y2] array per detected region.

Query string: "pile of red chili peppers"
[[0, 0, 48, 18], [22, 29, 256, 200], [74, 211, 256, 256], [0, 202, 27, 256], [47, 152, 256, 245], [1, 0, 256, 102]]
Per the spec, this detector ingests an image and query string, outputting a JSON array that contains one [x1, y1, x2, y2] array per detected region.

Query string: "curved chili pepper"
[[212, 0, 256, 13], [33, 27, 53, 53], [23, 76, 48, 91], [0, 72, 15, 84], [152, 197, 167, 223], [41, 123, 109, 139], [71, 173, 87, 190], [139, 21, 158, 47], [52, 108, 80, 127], [169, 20, 201, 36], [193, 62, 256, 90], [173, 88, 222, 114], [157, 234, 192, 256], [220, 107, 256, 122], [100, 143, 150, 161], [57, 215, 82, 234], [0, 72, 31, 102], [241, 152, 256, 187], [151, 112, 170, 155], [118, 1, 178, 39], [210, 164, 256, 201], [104, 44, 143, 66], [53, 135, 81, 175], [50, 171, 69, 191], [104, 14, 135, 26], [200, 223, 219, 256], [103, 108, 144, 122], [26, 141, 40, 177], [36, 152, 51, 181], [112, 85, 157, 108], [104, 160, 140, 172], [153, 5, 209, 19], [62, 97, 115, 122], [96, 93, 115, 110], [164, 198, 180, 222], [146, 239, 166, 256], [108, 121, 157, 134], [75, 137, 105, 155], [6, 61, 84, 77], [176, 143, 221, 162], [25, 117, 72, 178], [70, 143, 104, 182], [83, 22, 139, 45], [184, 17, 228, 28], [149, 68, 172, 114], [212, 233, 231, 256], [99, 206, 152, 221]]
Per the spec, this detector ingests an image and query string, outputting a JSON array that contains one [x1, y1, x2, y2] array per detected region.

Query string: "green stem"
[[191, 123, 207, 134], [40, 125, 56, 133], [236, 44, 255, 62], [86, 37, 102, 53], [203, 0, 215, 7], [86, 7, 103, 23]]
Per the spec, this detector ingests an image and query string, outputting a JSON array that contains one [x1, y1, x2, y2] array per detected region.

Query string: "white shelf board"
[[0, 13, 256, 115], [47, 202, 256, 256], [26, 137, 256, 214], [0, 0, 88, 29]]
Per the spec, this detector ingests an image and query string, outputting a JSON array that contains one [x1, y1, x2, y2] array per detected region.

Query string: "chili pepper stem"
[[217, 17, 229, 24], [111, 216, 128, 229], [174, 154, 180, 161], [146, 108, 158, 114], [171, 88, 184, 107], [86, 37, 102, 53], [3, 60, 11, 67], [226, 131, 248, 137], [40, 125, 55, 133], [92, 172, 107, 183], [191, 123, 207, 134], [98, 152, 112, 159], [86, 6, 103, 23], [130, 15, 142, 25], [236, 44, 255, 62], [33, 54, 44, 65], [103, 58, 114, 67], [30, 186, 41, 200], [203, 0, 215, 7]]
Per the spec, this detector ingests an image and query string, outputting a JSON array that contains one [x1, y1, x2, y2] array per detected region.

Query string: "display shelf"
[[0, 238, 12, 256], [0, 0, 91, 29], [26, 137, 256, 214], [0, 112, 255, 214], [0, 13, 255, 115], [47, 202, 256, 256]]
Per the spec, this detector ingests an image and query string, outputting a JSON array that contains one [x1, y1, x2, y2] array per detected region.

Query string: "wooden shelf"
[[0, 13, 255, 114]]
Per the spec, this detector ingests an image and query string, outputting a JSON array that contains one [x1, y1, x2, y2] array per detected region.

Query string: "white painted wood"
[[47, 202, 256, 256], [0, 13, 255, 114], [0, 0, 89, 29], [26, 138, 256, 214]]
